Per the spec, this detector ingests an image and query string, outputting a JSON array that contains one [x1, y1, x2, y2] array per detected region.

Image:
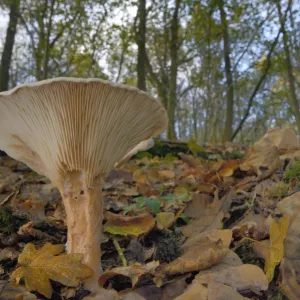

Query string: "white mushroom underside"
[[0, 78, 167, 187]]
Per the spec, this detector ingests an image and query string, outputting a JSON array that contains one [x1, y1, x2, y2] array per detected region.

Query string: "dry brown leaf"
[[157, 170, 175, 180], [160, 237, 229, 275], [218, 159, 241, 177], [10, 243, 92, 298], [0, 247, 19, 261], [107, 170, 133, 184], [98, 261, 159, 288], [279, 258, 300, 300], [255, 128, 298, 149], [183, 229, 232, 250], [119, 285, 162, 300], [182, 190, 233, 238], [277, 192, 300, 217], [206, 282, 250, 300], [240, 143, 281, 178], [0, 280, 37, 300], [173, 282, 208, 300], [162, 277, 188, 300], [119, 290, 146, 300], [121, 186, 139, 197], [197, 182, 217, 194], [177, 281, 250, 300], [104, 214, 155, 237], [194, 264, 268, 293]]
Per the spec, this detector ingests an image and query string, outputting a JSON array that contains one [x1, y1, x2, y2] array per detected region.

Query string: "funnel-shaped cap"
[[0, 78, 168, 186]]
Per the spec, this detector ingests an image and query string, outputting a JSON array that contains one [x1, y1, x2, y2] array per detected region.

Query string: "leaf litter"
[[0, 128, 299, 299]]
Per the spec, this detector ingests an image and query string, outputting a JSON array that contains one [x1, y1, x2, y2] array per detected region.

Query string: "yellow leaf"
[[187, 139, 206, 156], [264, 215, 290, 282], [104, 214, 155, 237], [10, 243, 93, 299], [156, 212, 175, 229]]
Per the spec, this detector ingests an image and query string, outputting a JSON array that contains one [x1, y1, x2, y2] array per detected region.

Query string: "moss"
[[284, 160, 300, 182], [135, 151, 153, 159], [269, 182, 289, 199], [153, 230, 183, 263], [147, 140, 188, 158], [0, 206, 28, 234], [220, 151, 246, 160]]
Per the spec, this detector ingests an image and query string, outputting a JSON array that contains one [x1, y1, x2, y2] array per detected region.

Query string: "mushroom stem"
[[60, 171, 104, 292]]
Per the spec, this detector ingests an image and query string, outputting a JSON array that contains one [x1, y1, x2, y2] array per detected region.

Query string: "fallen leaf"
[[107, 170, 133, 184], [196, 182, 217, 194], [0, 280, 37, 300], [176, 281, 250, 300], [104, 214, 155, 237], [240, 143, 281, 178], [10, 243, 93, 298], [99, 261, 159, 288], [183, 229, 232, 249], [160, 236, 229, 275], [182, 190, 233, 238], [194, 264, 268, 294], [121, 186, 139, 197], [173, 282, 208, 300], [218, 159, 241, 177], [279, 258, 300, 300], [156, 212, 175, 229], [277, 191, 300, 216], [157, 170, 175, 180], [0, 246, 19, 261], [119, 284, 163, 300], [263, 215, 289, 282], [162, 276, 188, 300], [255, 128, 298, 149]]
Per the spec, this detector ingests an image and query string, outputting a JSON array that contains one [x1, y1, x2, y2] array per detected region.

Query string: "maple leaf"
[[264, 215, 290, 282], [10, 243, 93, 298]]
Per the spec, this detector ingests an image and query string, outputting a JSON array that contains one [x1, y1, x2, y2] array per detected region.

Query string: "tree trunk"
[[276, 0, 300, 133], [168, 0, 181, 140], [136, 0, 147, 91], [218, 0, 234, 141], [0, 0, 20, 92]]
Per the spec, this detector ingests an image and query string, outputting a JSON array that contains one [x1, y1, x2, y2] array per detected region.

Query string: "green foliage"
[[187, 139, 206, 156], [0, 206, 28, 234], [284, 161, 300, 182], [124, 196, 161, 215], [178, 213, 190, 224], [164, 153, 177, 162], [135, 152, 153, 159], [160, 193, 189, 203], [269, 182, 289, 199]]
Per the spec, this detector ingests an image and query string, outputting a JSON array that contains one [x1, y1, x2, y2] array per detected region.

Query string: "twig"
[[112, 238, 127, 267]]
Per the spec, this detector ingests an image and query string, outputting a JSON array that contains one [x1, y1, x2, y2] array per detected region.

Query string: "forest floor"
[[0, 131, 299, 300]]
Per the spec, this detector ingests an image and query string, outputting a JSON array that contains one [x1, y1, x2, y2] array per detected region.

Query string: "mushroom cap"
[[0, 78, 168, 186]]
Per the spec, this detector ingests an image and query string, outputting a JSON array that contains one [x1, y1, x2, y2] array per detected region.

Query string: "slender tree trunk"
[[276, 0, 300, 133], [0, 0, 20, 92], [42, 0, 56, 79], [218, 0, 234, 141], [136, 0, 147, 91], [168, 0, 181, 139]]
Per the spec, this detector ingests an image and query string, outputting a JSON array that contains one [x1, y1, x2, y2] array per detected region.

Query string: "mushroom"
[[0, 78, 168, 293]]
